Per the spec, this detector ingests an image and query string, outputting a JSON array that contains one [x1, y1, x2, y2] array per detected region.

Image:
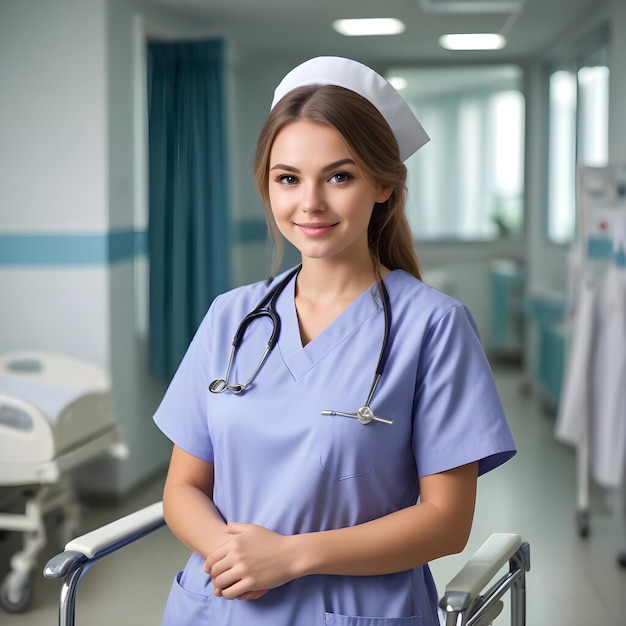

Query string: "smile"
[[295, 223, 338, 237]]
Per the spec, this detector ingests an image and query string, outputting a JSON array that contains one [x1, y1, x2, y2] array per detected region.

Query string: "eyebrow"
[[270, 158, 356, 173]]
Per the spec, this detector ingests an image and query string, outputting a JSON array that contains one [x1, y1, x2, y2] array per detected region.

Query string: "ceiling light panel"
[[332, 18, 405, 37], [418, 0, 522, 13], [439, 33, 506, 50]]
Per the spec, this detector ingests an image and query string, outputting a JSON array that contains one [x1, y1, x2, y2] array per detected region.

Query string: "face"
[[268, 120, 390, 265]]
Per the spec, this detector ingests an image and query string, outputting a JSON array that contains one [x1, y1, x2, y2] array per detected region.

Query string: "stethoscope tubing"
[[364, 275, 391, 408], [208, 266, 299, 394], [208, 265, 393, 425]]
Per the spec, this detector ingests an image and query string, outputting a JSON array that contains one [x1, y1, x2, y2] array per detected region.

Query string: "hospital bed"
[[43, 501, 530, 626], [0, 351, 126, 613]]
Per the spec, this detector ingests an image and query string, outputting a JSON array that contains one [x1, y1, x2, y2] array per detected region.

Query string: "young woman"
[[154, 56, 516, 626]]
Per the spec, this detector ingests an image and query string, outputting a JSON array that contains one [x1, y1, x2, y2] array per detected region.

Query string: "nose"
[[301, 181, 325, 213]]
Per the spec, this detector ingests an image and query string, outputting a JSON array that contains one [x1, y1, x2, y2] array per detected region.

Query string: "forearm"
[[163, 482, 227, 558], [291, 462, 478, 578], [204, 500, 465, 600], [291, 500, 466, 577], [162, 448, 228, 559]]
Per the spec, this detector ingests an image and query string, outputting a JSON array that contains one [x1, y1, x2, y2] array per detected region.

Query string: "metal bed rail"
[[439, 533, 531, 626], [43, 502, 165, 626], [44, 501, 529, 626]]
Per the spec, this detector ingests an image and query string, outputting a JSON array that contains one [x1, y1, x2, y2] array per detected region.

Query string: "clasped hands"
[[204, 522, 296, 600]]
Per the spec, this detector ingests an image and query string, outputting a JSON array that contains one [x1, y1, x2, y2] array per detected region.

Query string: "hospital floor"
[[2, 365, 625, 625]]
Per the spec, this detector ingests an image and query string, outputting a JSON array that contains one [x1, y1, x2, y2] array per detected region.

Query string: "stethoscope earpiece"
[[208, 379, 245, 394], [209, 379, 228, 393]]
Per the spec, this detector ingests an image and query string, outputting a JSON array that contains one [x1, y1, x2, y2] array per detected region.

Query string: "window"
[[546, 43, 609, 244], [547, 69, 577, 244], [386, 65, 524, 241]]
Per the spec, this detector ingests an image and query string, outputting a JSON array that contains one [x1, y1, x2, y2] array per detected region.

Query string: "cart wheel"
[[0, 572, 33, 613], [576, 510, 590, 538]]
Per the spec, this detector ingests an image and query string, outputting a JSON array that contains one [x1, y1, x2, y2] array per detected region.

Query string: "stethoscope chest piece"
[[321, 406, 393, 426], [357, 406, 374, 425]]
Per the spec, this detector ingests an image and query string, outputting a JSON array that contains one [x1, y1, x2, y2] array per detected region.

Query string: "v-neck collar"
[[275, 270, 394, 380]]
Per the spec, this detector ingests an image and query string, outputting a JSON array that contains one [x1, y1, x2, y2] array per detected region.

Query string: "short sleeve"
[[413, 303, 516, 478], [152, 297, 220, 462]]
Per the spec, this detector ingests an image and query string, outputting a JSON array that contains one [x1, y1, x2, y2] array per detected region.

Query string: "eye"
[[329, 171, 353, 184], [276, 174, 299, 185]]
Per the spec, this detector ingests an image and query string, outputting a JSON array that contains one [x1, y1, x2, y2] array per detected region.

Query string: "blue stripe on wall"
[[0, 221, 263, 266], [0, 231, 147, 266]]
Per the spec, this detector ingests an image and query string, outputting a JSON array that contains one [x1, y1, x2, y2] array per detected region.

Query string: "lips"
[[295, 222, 338, 236]]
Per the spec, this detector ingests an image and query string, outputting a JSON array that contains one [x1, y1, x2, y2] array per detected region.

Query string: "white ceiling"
[[141, 0, 605, 63]]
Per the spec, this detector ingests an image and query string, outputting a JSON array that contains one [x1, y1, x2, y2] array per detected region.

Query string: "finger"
[[212, 564, 244, 594], [203, 557, 218, 574], [236, 590, 269, 601], [220, 579, 253, 600], [209, 556, 234, 581], [203, 539, 230, 573]]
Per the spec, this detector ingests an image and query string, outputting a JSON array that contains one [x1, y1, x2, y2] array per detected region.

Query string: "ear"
[[375, 186, 393, 204]]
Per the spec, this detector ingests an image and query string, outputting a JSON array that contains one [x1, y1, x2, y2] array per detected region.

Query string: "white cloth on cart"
[[555, 278, 596, 447], [592, 262, 626, 488], [556, 245, 626, 490]]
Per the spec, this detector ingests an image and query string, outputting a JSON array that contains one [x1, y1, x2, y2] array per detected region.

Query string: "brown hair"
[[253, 84, 423, 282]]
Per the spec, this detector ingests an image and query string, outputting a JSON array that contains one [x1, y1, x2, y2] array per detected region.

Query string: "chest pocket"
[[318, 413, 382, 480]]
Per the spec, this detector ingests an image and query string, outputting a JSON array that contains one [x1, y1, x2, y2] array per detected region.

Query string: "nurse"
[[154, 56, 516, 626]]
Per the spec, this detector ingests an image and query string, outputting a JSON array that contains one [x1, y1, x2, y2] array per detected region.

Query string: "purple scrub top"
[[154, 268, 516, 626]]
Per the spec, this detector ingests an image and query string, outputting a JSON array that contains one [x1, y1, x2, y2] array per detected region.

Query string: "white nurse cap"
[[271, 56, 429, 162]]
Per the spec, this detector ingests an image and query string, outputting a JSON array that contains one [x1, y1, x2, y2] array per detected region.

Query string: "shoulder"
[[384, 269, 481, 344], [385, 270, 468, 322]]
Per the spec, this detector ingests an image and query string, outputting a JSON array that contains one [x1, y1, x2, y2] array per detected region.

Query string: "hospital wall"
[[1, 0, 625, 494], [0, 0, 175, 494], [607, 1, 626, 166], [523, 0, 625, 404], [0, 0, 259, 495]]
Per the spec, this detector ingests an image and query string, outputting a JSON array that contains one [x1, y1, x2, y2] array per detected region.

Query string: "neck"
[[296, 258, 387, 301]]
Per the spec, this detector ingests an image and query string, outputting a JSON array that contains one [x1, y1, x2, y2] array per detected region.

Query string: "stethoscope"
[[208, 266, 393, 426]]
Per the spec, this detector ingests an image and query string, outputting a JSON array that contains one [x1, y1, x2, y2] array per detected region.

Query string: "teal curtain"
[[148, 39, 230, 379]]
